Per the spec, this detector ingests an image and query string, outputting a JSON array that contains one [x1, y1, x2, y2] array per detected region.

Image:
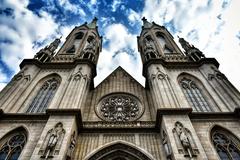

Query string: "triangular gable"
[[95, 66, 144, 89]]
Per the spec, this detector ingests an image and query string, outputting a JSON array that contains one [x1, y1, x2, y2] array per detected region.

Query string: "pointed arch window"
[[180, 78, 212, 112], [212, 127, 240, 160], [67, 32, 84, 54], [26, 77, 60, 113], [156, 33, 173, 54], [0, 131, 27, 160]]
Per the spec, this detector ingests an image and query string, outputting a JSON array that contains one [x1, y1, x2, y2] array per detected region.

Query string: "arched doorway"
[[85, 142, 154, 160]]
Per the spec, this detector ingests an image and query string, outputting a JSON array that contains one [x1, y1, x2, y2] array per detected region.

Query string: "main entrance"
[[86, 142, 153, 160]]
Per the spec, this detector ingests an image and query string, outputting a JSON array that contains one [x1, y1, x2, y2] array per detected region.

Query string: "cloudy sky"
[[0, 0, 240, 90]]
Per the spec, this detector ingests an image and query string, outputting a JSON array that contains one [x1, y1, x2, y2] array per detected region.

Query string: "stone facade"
[[0, 18, 239, 160]]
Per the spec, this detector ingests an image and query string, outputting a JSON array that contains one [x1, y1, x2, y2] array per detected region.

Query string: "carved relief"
[[12, 68, 31, 82], [66, 131, 76, 160], [39, 122, 65, 158], [69, 67, 88, 81], [172, 122, 198, 158], [156, 67, 168, 80], [143, 36, 158, 60], [81, 36, 97, 61], [208, 67, 226, 81], [162, 129, 172, 160], [96, 94, 144, 122]]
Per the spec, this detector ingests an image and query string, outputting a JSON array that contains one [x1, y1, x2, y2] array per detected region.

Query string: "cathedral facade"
[[0, 18, 240, 160]]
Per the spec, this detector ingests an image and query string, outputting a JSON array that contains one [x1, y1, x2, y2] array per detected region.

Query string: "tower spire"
[[142, 17, 152, 28], [87, 17, 98, 29]]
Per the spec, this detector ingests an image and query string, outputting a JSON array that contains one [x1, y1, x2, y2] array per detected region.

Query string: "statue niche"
[[82, 36, 97, 61], [66, 131, 76, 160], [39, 122, 65, 158], [172, 121, 199, 158], [162, 129, 172, 160], [143, 36, 158, 61]]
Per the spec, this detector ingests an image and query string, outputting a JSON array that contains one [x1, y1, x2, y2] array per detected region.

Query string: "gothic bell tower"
[[53, 17, 102, 64], [0, 18, 102, 160], [137, 18, 224, 160]]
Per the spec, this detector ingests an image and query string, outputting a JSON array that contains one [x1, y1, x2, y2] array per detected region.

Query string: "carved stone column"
[[30, 109, 80, 160], [148, 65, 180, 109], [158, 109, 208, 160], [59, 64, 91, 109]]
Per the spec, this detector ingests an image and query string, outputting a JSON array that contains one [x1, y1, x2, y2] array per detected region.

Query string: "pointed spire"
[[87, 17, 98, 29], [142, 17, 152, 28]]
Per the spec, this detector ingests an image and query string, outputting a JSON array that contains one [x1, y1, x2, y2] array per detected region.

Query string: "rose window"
[[96, 94, 143, 122]]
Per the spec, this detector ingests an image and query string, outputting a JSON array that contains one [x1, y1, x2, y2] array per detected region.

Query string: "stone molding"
[[143, 58, 219, 77], [19, 59, 97, 78]]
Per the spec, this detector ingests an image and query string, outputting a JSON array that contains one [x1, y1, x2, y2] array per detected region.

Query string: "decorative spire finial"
[[87, 17, 98, 29], [141, 17, 152, 28]]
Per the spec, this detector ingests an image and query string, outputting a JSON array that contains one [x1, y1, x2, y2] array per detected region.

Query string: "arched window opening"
[[26, 77, 60, 113], [86, 142, 153, 160], [66, 32, 84, 54], [156, 33, 173, 54], [0, 128, 27, 160], [180, 77, 212, 112], [149, 52, 157, 58], [211, 127, 240, 160], [84, 36, 95, 49]]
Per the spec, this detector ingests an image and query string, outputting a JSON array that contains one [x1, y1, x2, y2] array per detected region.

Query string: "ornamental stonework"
[[96, 94, 144, 122]]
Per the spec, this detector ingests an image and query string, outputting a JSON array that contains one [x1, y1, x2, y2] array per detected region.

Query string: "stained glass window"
[[27, 78, 59, 113], [0, 133, 26, 160], [212, 130, 240, 160], [180, 78, 212, 112]]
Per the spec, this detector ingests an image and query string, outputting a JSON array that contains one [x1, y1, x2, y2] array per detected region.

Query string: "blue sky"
[[0, 0, 240, 90]]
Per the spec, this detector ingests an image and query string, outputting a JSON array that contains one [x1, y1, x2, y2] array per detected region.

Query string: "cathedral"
[[0, 17, 240, 160]]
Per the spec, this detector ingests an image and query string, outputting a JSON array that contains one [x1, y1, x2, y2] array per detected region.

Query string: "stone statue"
[[143, 37, 157, 59], [48, 37, 61, 52], [144, 38, 154, 49], [162, 130, 172, 160], [66, 132, 76, 160], [85, 38, 96, 50], [41, 122, 65, 158], [173, 121, 198, 158]]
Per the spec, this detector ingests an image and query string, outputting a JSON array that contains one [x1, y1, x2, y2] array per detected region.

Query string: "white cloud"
[[0, 68, 8, 91], [90, 0, 97, 5], [95, 23, 144, 86], [128, 9, 141, 26], [0, 0, 64, 90], [58, 0, 86, 16], [111, 0, 122, 12], [141, 0, 240, 90]]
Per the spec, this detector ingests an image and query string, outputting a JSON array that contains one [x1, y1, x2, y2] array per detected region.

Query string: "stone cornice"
[[189, 108, 240, 120], [143, 58, 220, 77], [46, 109, 82, 132], [156, 108, 192, 130], [0, 109, 48, 120], [81, 121, 157, 132], [19, 59, 97, 78]]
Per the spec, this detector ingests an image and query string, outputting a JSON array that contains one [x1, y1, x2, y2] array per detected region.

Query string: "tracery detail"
[[97, 94, 143, 122], [212, 130, 240, 160], [27, 77, 60, 113], [0, 133, 26, 160], [180, 77, 212, 112]]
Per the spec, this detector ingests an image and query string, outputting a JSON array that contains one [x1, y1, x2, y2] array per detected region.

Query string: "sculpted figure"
[[66, 132, 76, 160], [42, 122, 65, 158], [48, 37, 61, 52], [173, 122, 198, 158]]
